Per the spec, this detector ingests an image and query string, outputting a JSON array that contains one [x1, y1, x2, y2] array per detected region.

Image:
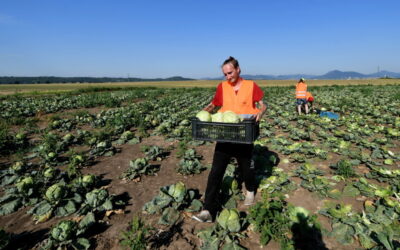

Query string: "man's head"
[[299, 78, 305, 83], [222, 56, 241, 84]]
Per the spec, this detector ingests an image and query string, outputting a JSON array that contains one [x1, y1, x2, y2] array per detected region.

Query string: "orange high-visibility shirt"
[[296, 82, 307, 99], [218, 80, 261, 115]]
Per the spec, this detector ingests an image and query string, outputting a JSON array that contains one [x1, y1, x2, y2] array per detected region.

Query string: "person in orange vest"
[[192, 56, 266, 223], [296, 78, 308, 115], [306, 91, 314, 109]]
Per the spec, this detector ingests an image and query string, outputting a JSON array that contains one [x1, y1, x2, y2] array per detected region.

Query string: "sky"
[[0, 0, 399, 79]]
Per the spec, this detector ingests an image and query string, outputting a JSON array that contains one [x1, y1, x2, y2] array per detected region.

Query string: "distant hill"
[[367, 70, 400, 78], [241, 74, 317, 80], [0, 76, 194, 84], [203, 70, 400, 80], [2, 70, 399, 84], [315, 70, 366, 79]]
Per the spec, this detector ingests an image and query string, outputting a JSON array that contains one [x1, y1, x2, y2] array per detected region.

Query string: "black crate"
[[191, 117, 259, 144]]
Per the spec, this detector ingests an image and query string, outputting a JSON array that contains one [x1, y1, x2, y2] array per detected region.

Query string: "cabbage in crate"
[[196, 110, 212, 122], [222, 111, 240, 123], [211, 112, 224, 122]]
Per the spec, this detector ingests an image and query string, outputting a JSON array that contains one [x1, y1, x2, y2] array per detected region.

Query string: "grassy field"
[[0, 78, 399, 96]]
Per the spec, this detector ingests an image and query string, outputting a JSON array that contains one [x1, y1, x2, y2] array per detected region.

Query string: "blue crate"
[[319, 111, 339, 120]]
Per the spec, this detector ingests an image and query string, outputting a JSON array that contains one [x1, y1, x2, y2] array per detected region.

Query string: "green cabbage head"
[[168, 182, 186, 203], [43, 167, 55, 178], [211, 112, 224, 122], [288, 206, 310, 223], [216, 208, 241, 232], [85, 189, 108, 208], [16, 176, 34, 193], [62, 134, 74, 142], [328, 204, 352, 219], [45, 183, 66, 202], [82, 175, 96, 187], [196, 111, 212, 122], [222, 111, 240, 123], [51, 220, 77, 242]]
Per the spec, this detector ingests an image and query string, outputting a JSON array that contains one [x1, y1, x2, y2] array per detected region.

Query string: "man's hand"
[[203, 103, 216, 113], [255, 112, 262, 122], [256, 100, 266, 122]]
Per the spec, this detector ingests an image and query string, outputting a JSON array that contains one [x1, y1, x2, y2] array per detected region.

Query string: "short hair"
[[222, 56, 239, 69], [222, 56, 241, 74]]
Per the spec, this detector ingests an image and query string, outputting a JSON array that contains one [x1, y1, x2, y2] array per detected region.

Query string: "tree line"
[[0, 76, 193, 84]]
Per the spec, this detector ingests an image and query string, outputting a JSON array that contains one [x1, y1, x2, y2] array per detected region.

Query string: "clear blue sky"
[[1, 0, 399, 78]]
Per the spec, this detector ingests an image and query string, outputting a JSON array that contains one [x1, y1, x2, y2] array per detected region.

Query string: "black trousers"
[[203, 142, 255, 216]]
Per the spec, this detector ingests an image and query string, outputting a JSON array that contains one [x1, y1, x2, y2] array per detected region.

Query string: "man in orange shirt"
[[296, 78, 308, 115], [192, 57, 266, 222]]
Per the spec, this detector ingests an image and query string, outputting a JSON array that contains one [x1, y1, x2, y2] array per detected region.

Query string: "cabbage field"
[[0, 83, 399, 249]]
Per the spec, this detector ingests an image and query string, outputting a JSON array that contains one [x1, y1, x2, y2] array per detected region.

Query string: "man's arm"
[[203, 103, 216, 113], [255, 100, 266, 122]]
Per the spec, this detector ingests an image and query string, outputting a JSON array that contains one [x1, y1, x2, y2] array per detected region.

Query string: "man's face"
[[222, 63, 240, 84]]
